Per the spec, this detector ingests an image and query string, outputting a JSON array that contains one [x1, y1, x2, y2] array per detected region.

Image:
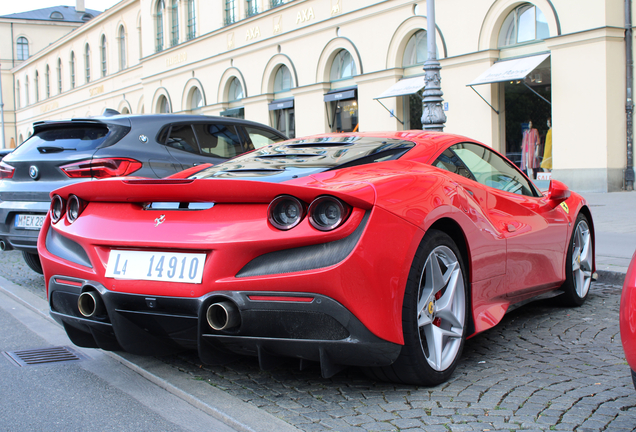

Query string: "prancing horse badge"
[[154, 215, 166, 227]]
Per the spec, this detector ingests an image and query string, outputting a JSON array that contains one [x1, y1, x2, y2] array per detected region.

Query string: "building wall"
[[5, 0, 635, 192]]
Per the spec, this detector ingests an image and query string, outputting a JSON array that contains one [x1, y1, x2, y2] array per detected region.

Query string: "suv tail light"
[[61, 158, 142, 179], [0, 161, 15, 179]]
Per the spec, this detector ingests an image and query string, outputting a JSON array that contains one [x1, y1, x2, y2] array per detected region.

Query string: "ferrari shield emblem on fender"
[[154, 215, 166, 227], [560, 202, 569, 213]]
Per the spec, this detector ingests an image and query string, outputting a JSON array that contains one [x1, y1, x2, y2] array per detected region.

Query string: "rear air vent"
[[143, 202, 215, 210], [3, 346, 86, 367]]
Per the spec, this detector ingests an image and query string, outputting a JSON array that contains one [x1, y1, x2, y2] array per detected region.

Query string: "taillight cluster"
[[268, 195, 350, 231], [60, 158, 142, 178], [0, 161, 15, 179], [50, 194, 86, 224]]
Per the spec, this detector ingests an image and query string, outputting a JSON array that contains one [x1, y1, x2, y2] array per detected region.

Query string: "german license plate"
[[105, 250, 206, 284], [15, 214, 46, 230]]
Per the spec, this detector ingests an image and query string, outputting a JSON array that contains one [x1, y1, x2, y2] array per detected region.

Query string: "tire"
[[559, 213, 593, 307], [366, 229, 468, 386], [22, 251, 43, 275]]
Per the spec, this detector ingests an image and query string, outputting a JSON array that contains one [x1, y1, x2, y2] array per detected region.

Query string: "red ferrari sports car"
[[620, 251, 636, 390], [38, 131, 595, 385]]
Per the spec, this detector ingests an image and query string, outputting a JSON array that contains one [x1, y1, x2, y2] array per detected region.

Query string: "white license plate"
[[105, 250, 206, 284], [15, 214, 46, 230]]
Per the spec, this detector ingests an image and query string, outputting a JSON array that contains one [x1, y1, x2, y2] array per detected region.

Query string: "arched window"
[[70, 51, 76, 88], [403, 30, 428, 67], [121, 106, 130, 114], [57, 58, 62, 93], [187, 0, 196, 40], [327, 50, 358, 133], [50, 11, 64, 20], [171, 0, 179, 46], [119, 26, 126, 70], [274, 65, 292, 93], [16, 37, 29, 61], [272, 65, 295, 138], [228, 77, 243, 101], [101, 35, 107, 77], [330, 50, 357, 81], [85, 43, 91, 83], [499, 3, 550, 47], [157, 95, 170, 113], [156, 0, 165, 52], [16, 81, 20, 109], [35, 71, 39, 102], [45, 65, 50, 98], [26, 77, 30, 106], [190, 87, 203, 113]]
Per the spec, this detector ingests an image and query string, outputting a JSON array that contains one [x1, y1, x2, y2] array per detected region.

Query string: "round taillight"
[[51, 195, 64, 223], [309, 196, 348, 231], [67, 195, 83, 223], [268, 195, 305, 230]]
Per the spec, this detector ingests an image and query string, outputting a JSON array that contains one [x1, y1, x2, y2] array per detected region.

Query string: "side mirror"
[[547, 179, 570, 204]]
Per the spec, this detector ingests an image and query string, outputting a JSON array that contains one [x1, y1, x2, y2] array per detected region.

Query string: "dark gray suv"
[[0, 113, 286, 273]]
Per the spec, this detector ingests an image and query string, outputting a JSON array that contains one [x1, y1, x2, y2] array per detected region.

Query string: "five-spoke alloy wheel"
[[560, 213, 593, 306], [366, 229, 468, 386]]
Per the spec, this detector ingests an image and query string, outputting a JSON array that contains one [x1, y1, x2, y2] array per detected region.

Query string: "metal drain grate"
[[3, 346, 86, 367]]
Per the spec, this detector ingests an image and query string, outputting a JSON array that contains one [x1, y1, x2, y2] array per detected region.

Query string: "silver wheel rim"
[[417, 245, 465, 371], [572, 220, 592, 299]]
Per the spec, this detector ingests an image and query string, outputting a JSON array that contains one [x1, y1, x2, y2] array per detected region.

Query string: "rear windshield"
[[11, 126, 109, 157]]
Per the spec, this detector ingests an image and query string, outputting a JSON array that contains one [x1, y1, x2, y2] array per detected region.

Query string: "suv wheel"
[[22, 251, 43, 274]]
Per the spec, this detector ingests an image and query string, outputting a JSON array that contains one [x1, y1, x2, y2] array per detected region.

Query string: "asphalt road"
[[1, 249, 635, 431]]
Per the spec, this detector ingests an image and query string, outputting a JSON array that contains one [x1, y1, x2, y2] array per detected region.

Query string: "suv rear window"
[[11, 126, 109, 157]]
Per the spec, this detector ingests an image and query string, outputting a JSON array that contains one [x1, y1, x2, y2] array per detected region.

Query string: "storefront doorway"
[[503, 58, 551, 179]]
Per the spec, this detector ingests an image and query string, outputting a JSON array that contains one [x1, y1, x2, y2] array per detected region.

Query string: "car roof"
[[32, 114, 285, 135], [283, 131, 482, 163]]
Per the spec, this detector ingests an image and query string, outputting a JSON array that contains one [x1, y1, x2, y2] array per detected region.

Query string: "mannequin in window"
[[521, 121, 540, 179], [540, 118, 552, 171]]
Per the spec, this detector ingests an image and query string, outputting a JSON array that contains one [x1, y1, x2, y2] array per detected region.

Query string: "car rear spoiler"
[[50, 178, 376, 210]]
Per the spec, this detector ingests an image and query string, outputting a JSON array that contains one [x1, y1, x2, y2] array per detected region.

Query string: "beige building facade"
[[2, 0, 634, 192]]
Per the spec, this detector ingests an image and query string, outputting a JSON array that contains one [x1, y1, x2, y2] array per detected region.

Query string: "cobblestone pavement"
[[2, 250, 635, 431]]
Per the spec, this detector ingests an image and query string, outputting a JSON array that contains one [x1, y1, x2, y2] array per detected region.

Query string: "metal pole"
[[421, 0, 446, 131], [0, 63, 5, 149], [626, 0, 634, 190]]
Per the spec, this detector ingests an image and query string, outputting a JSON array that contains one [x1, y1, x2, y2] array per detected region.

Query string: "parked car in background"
[[0, 149, 13, 160], [621, 251, 636, 390], [0, 113, 286, 273], [39, 131, 595, 385]]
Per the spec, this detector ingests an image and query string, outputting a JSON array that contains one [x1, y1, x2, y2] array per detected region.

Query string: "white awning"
[[468, 53, 550, 86], [374, 76, 427, 100]]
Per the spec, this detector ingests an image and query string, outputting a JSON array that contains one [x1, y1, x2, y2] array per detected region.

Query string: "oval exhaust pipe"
[[206, 301, 240, 331], [78, 291, 105, 318], [0, 241, 5, 251]]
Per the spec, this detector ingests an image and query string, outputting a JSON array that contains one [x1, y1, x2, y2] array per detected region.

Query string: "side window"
[[193, 123, 242, 158], [164, 124, 199, 154], [244, 126, 284, 150], [450, 143, 538, 196], [433, 149, 475, 181]]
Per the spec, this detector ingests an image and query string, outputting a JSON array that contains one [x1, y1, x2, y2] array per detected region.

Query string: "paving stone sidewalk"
[[161, 282, 636, 431]]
